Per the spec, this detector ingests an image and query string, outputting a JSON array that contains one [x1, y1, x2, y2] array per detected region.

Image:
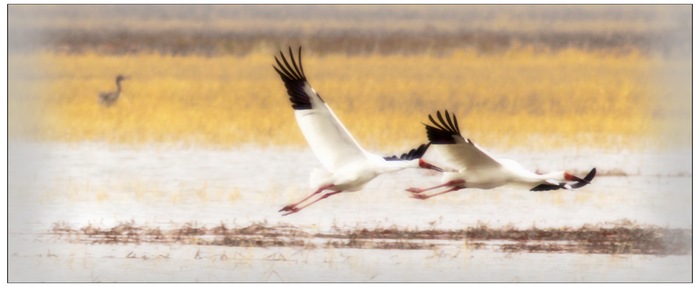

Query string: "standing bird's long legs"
[[406, 180, 465, 194], [282, 190, 343, 216], [411, 186, 464, 200]]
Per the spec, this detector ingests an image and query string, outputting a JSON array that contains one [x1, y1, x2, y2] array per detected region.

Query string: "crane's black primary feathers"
[[530, 183, 567, 192], [273, 46, 321, 110], [425, 110, 464, 144], [384, 143, 430, 161]]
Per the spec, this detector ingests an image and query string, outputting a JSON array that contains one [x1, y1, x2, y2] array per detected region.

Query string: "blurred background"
[[7, 5, 692, 55], [8, 4, 691, 151]]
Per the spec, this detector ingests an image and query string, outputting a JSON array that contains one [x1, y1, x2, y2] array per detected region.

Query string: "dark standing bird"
[[273, 47, 441, 216], [407, 110, 596, 200], [99, 75, 128, 107]]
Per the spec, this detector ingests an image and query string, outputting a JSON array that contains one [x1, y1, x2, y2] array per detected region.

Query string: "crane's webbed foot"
[[279, 204, 297, 213], [281, 207, 300, 216]]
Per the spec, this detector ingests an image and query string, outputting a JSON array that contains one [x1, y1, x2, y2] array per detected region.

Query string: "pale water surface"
[[8, 141, 692, 282]]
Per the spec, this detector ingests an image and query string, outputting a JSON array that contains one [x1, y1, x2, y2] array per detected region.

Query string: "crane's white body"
[[273, 47, 433, 215], [429, 143, 569, 190], [291, 75, 420, 192]]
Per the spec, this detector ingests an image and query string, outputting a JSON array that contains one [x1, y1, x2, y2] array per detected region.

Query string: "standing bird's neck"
[[116, 78, 123, 93]]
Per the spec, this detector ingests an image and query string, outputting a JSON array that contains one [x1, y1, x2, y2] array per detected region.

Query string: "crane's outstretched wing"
[[274, 47, 366, 172], [424, 110, 503, 172]]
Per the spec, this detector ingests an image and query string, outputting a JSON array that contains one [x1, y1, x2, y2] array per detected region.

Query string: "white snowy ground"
[[8, 141, 692, 282]]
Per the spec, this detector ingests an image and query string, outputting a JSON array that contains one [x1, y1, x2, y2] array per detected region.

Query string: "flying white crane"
[[273, 47, 441, 216], [407, 110, 596, 200], [99, 74, 128, 107]]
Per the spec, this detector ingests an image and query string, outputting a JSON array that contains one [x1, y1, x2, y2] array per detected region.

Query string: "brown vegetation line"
[[49, 221, 691, 255]]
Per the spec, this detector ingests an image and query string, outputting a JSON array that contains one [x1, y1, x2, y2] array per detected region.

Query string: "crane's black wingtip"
[[587, 168, 597, 181], [425, 124, 459, 144], [424, 110, 463, 144], [570, 168, 597, 189], [384, 143, 431, 161], [274, 46, 314, 110], [530, 183, 561, 192]]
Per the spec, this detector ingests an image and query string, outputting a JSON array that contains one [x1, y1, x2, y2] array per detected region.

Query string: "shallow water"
[[9, 236, 691, 282], [8, 141, 692, 282]]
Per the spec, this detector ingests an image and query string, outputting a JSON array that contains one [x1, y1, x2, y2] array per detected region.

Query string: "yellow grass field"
[[8, 48, 690, 152]]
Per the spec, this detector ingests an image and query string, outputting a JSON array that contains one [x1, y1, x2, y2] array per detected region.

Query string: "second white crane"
[[407, 110, 596, 200]]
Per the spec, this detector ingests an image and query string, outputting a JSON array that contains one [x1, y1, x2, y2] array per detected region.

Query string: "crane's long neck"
[[500, 159, 568, 183], [521, 170, 567, 183]]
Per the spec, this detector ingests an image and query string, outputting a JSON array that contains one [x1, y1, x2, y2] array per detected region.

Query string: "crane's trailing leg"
[[282, 190, 343, 216], [411, 186, 464, 200], [406, 179, 465, 194], [279, 184, 335, 213]]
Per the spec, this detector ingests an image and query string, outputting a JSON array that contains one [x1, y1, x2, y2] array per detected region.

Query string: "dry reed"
[[9, 47, 687, 152]]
